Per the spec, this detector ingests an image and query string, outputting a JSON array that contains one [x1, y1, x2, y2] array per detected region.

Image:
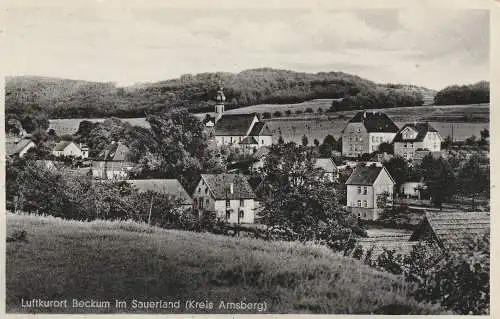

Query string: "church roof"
[[249, 122, 272, 136], [214, 113, 257, 136]]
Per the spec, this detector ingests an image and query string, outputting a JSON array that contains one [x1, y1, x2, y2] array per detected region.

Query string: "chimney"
[[229, 183, 234, 194]]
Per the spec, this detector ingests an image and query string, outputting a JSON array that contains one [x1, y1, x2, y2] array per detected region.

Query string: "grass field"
[[6, 213, 444, 314]]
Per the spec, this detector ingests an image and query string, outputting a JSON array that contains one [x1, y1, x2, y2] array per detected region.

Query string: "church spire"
[[215, 80, 225, 122]]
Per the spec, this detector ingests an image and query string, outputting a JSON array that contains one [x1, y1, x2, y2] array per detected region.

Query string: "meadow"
[[5, 213, 444, 314]]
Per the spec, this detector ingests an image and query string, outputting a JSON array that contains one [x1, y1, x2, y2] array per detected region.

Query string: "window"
[[226, 211, 231, 220], [357, 128, 361, 133], [198, 187, 201, 193], [410, 142, 414, 148], [206, 199, 209, 207], [262, 140, 264, 144], [226, 200, 230, 208], [403, 153, 407, 158], [240, 199, 244, 207], [404, 143, 407, 148], [239, 210, 244, 218], [363, 212, 367, 218], [357, 186, 362, 194], [205, 188, 208, 194], [363, 200, 367, 208], [363, 187, 367, 195], [199, 198, 204, 209], [372, 136, 375, 142], [357, 200, 362, 207]]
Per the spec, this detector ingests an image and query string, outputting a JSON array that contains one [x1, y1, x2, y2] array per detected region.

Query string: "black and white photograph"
[[3, 0, 493, 315]]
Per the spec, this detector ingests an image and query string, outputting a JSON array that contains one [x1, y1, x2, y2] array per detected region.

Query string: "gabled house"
[[341, 111, 399, 157], [314, 158, 338, 182], [393, 122, 442, 161], [345, 163, 395, 220], [6, 138, 36, 158], [92, 141, 133, 180], [52, 140, 89, 159], [248, 122, 273, 147], [192, 174, 257, 224], [127, 179, 193, 211], [410, 211, 490, 252]]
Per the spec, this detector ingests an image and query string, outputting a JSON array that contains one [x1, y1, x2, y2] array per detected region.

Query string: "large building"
[[192, 174, 257, 224], [212, 86, 273, 152], [341, 111, 399, 158], [52, 140, 89, 159], [393, 122, 442, 161], [345, 163, 395, 220]]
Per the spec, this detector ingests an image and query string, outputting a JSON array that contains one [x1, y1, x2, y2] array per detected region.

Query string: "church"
[[211, 85, 273, 153]]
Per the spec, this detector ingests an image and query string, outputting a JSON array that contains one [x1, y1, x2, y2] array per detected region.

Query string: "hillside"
[[6, 69, 431, 122], [6, 213, 443, 314]]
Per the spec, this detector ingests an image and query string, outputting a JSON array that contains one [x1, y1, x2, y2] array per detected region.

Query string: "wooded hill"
[[6, 68, 434, 120]]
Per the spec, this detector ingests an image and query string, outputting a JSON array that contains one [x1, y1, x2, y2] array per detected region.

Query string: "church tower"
[[215, 82, 225, 122]]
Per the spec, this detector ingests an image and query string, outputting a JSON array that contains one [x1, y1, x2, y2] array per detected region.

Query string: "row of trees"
[[6, 158, 187, 226]]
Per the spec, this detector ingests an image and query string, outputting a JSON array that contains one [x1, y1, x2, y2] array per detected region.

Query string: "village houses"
[[192, 173, 257, 224], [52, 140, 89, 159], [345, 163, 395, 220], [393, 122, 442, 161], [341, 111, 399, 158], [92, 141, 134, 180]]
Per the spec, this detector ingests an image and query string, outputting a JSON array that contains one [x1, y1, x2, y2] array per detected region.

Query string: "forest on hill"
[[433, 81, 490, 106], [6, 68, 431, 124]]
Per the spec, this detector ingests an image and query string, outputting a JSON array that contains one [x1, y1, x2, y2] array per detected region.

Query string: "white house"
[[345, 163, 395, 220], [393, 122, 442, 161], [341, 111, 399, 157], [52, 141, 89, 158], [314, 158, 338, 182], [92, 141, 134, 180], [6, 138, 36, 158], [192, 174, 257, 224]]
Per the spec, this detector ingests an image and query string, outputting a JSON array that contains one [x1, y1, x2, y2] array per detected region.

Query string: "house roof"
[[314, 158, 337, 172], [52, 140, 76, 152], [345, 164, 394, 185], [344, 111, 399, 133], [249, 122, 272, 136], [214, 113, 257, 136], [95, 142, 130, 161], [127, 179, 193, 205], [240, 136, 258, 145], [8, 139, 34, 156], [393, 122, 439, 143], [200, 174, 256, 200], [410, 211, 490, 251]]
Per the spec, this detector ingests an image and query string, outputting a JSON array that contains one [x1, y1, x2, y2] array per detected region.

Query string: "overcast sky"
[[4, 1, 489, 90]]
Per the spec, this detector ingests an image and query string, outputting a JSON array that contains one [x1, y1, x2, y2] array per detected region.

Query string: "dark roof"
[[393, 122, 439, 143], [8, 139, 34, 156], [249, 122, 272, 136], [240, 136, 258, 145], [95, 142, 130, 161], [214, 113, 257, 136], [127, 179, 193, 205], [52, 140, 75, 151], [345, 111, 399, 133], [201, 174, 256, 200], [410, 211, 490, 251], [345, 164, 393, 185]]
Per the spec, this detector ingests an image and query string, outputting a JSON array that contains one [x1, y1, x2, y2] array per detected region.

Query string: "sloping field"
[[5, 213, 443, 314]]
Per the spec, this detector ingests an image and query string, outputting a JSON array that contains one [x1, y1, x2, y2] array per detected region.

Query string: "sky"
[[3, 1, 490, 90]]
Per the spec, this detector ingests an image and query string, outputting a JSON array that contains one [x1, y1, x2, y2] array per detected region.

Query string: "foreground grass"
[[6, 213, 444, 314]]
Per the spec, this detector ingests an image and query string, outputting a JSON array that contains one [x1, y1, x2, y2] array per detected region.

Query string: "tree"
[[378, 142, 393, 154], [383, 156, 410, 191], [480, 128, 489, 141], [457, 153, 490, 208], [273, 111, 282, 117], [285, 110, 292, 116], [442, 135, 453, 149], [313, 139, 320, 147], [418, 155, 456, 209], [301, 134, 309, 146], [262, 112, 271, 119], [278, 135, 285, 144], [258, 143, 353, 246]]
